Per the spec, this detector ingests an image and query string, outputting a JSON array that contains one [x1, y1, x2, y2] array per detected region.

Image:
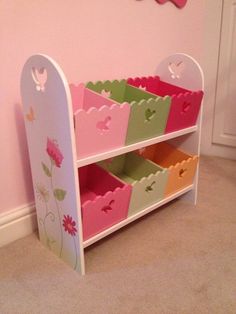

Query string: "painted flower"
[[63, 215, 77, 236], [46, 138, 64, 167], [35, 183, 50, 202]]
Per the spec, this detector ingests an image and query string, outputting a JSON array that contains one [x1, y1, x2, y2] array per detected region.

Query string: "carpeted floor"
[[0, 156, 236, 314]]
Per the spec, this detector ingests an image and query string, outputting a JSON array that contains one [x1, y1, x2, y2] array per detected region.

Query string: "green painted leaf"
[[54, 188, 66, 201], [42, 162, 52, 177]]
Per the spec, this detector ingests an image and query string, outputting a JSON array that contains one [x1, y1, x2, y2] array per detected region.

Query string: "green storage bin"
[[99, 152, 169, 216], [86, 80, 171, 145]]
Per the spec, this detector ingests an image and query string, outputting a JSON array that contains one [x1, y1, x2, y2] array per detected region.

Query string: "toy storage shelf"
[[83, 184, 193, 248], [21, 53, 204, 275], [77, 126, 197, 167]]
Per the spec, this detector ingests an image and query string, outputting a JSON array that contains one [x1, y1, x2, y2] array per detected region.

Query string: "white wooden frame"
[[21, 53, 204, 275]]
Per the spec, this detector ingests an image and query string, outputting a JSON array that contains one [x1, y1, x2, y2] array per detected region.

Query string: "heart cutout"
[[96, 116, 111, 133], [31, 67, 47, 92], [155, 0, 187, 8], [145, 181, 156, 192], [145, 108, 156, 122], [168, 61, 185, 79]]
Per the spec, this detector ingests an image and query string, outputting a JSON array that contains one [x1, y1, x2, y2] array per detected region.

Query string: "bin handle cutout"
[[31, 67, 47, 92], [101, 200, 115, 214], [96, 116, 111, 134], [145, 181, 156, 192]]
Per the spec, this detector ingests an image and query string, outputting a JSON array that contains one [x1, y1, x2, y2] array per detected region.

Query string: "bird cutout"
[[168, 61, 185, 79], [31, 67, 47, 92], [179, 168, 187, 178], [25, 106, 35, 122], [182, 102, 191, 114], [96, 116, 111, 133], [101, 200, 115, 213], [145, 181, 156, 193], [145, 108, 156, 122], [155, 0, 187, 8], [101, 89, 111, 98]]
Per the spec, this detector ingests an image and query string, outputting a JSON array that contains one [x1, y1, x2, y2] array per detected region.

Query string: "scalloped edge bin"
[[79, 164, 132, 240], [99, 152, 169, 216], [138, 142, 198, 197], [86, 80, 171, 145], [127, 76, 203, 133], [70, 83, 130, 159]]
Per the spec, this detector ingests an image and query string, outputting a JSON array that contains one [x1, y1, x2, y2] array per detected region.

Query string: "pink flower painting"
[[63, 215, 77, 236], [46, 138, 64, 168], [63, 214, 78, 269]]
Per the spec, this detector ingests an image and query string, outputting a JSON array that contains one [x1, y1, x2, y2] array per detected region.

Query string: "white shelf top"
[[77, 126, 197, 167], [83, 184, 193, 248]]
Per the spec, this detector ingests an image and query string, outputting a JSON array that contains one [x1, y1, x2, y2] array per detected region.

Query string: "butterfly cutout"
[[155, 0, 187, 8], [179, 168, 187, 178], [145, 108, 156, 122], [101, 89, 111, 98], [25, 106, 35, 122], [145, 181, 156, 192], [31, 67, 47, 92], [101, 200, 115, 213], [96, 116, 111, 133], [168, 61, 185, 79]]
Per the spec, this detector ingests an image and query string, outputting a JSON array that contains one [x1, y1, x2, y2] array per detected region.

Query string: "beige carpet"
[[0, 156, 236, 314]]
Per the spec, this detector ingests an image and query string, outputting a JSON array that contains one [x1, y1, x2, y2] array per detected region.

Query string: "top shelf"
[[76, 125, 197, 167]]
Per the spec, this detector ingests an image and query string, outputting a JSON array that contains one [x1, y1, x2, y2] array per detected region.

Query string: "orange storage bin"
[[139, 142, 198, 197]]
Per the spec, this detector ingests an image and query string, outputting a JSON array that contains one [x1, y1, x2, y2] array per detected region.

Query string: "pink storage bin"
[[70, 84, 130, 159], [127, 76, 203, 133], [79, 164, 132, 240]]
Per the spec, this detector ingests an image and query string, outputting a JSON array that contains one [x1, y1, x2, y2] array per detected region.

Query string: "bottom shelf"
[[83, 184, 194, 248]]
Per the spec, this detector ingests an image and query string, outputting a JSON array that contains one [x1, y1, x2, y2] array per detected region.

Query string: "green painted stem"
[[73, 235, 78, 270], [50, 160, 63, 258]]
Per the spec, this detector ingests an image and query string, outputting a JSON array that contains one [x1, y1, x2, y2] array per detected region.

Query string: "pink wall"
[[0, 0, 204, 214]]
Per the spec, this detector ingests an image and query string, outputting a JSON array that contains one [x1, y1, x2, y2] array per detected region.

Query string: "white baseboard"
[[0, 203, 37, 247]]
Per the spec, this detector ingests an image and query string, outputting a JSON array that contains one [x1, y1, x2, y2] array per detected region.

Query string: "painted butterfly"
[[25, 106, 35, 122]]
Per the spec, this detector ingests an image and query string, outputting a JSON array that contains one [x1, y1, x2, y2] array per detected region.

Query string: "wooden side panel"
[[156, 53, 204, 204], [21, 54, 85, 274]]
